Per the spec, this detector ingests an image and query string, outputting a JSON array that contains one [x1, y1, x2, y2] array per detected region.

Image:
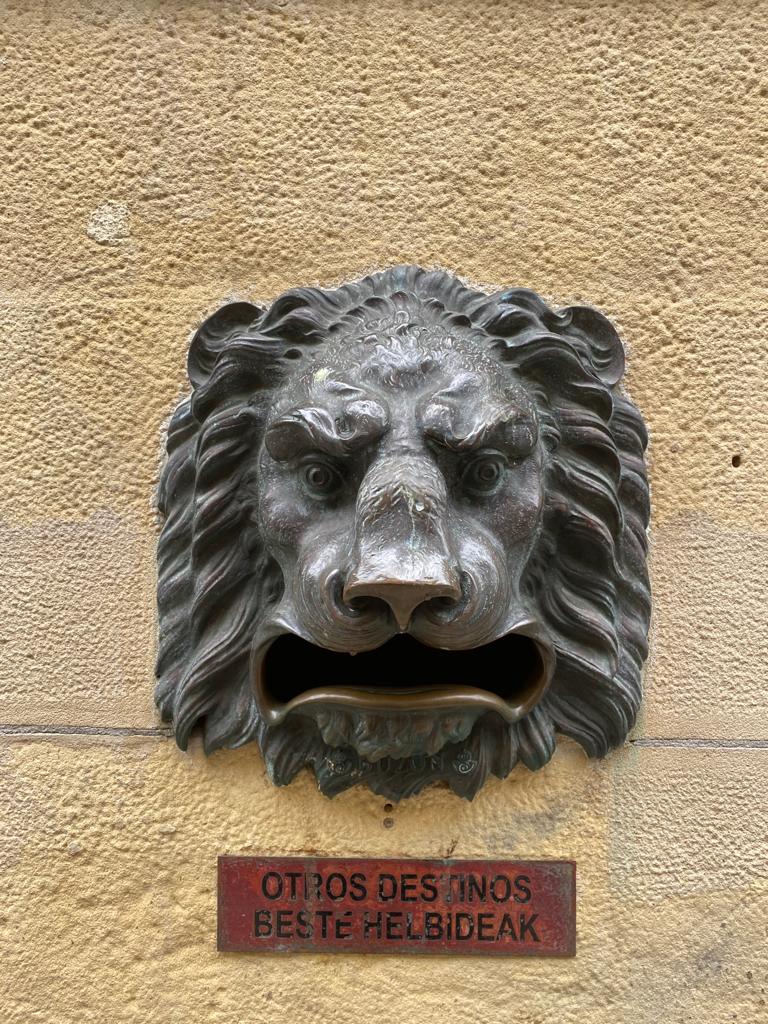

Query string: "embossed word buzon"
[[218, 857, 576, 955], [156, 266, 651, 799]]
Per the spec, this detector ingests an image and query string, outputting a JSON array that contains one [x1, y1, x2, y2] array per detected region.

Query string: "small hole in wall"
[[732, 454, 742, 468], [383, 817, 395, 829], [283, 348, 302, 359], [383, 803, 394, 813]]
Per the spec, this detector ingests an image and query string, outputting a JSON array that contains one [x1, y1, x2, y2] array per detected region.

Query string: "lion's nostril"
[[423, 593, 463, 623], [343, 575, 462, 632], [330, 571, 391, 621], [345, 594, 390, 619], [422, 570, 472, 620], [330, 572, 363, 619]]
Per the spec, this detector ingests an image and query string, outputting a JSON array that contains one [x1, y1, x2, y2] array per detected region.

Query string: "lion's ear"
[[187, 301, 263, 388], [565, 306, 626, 386]]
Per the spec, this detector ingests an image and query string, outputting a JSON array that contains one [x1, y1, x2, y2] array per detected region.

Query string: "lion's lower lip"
[[255, 630, 553, 725]]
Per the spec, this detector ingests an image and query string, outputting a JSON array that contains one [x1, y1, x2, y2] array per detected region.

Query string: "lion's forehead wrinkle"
[[303, 318, 499, 396], [337, 398, 390, 437], [357, 453, 448, 508], [429, 370, 485, 398], [359, 478, 445, 525], [322, 379, 366, 397]]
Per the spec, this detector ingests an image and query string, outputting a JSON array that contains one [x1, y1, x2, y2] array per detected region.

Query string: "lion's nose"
[[344, 563, 462, 632], [342, 453, 462, 631]]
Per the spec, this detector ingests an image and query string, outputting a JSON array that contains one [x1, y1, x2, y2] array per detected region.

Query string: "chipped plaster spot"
[[86, 201, 130, 245]]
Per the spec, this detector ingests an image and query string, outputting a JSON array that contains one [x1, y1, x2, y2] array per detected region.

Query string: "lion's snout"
[[342, 452, 463, 631]]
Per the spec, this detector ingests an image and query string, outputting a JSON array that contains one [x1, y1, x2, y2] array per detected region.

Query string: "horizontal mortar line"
[[0, 726, 765, 748], [0, 724, 171, 737], [631, 737, 768, 748]]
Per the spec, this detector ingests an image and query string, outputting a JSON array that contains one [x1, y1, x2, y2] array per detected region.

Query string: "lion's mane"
[[156, 266, 650, 799]]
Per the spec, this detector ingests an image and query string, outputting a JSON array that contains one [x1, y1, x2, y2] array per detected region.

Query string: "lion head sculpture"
[[156, 266, 650, 800]]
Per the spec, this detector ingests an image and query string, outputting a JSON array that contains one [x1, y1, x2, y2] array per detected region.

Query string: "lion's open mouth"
[[256, 630, 553, 725]]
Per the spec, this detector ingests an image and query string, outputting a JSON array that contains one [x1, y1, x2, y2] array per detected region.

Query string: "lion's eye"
[[461, 454, 507, 495], [300, 459, 343, 498]]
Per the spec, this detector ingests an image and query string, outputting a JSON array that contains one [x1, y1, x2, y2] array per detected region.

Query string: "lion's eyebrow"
[[422, 401, 538, 455], [265, 400, 389, 460]]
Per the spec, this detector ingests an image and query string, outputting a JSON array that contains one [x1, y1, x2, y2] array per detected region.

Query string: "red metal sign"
[[218, 856, 575, 956]]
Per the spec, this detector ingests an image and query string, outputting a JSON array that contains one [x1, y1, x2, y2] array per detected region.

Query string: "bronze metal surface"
[[156, 267, 651, 798]]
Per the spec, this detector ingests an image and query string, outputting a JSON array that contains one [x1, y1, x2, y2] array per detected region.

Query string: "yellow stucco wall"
[[2, 1, 766, 1021]]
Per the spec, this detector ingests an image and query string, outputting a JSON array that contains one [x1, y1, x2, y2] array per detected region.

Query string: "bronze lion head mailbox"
[[156, 266, 650, 799]]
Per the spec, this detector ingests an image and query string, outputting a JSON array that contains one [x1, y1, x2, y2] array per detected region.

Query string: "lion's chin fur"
[[311, 705, 478, 763], [257, 704, 563, 801]]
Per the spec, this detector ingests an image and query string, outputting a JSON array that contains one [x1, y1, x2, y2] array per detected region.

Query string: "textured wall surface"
[[2, 1, 767, 1021]]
